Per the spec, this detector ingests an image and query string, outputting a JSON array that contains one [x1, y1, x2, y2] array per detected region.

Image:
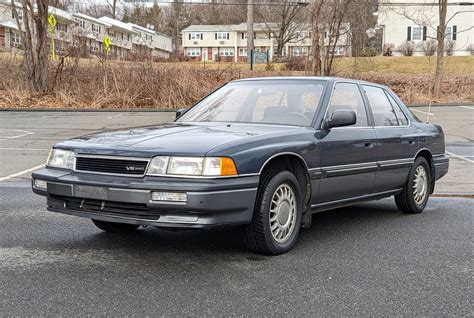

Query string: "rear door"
[[316, 82, 377, 204], [362, 85, 419, 193]]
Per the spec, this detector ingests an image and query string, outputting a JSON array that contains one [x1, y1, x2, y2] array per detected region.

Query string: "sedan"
[[32, 77, 449, 255]]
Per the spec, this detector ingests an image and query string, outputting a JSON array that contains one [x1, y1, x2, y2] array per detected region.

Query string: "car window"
[[385, 91, 409, 125], [178, 80, 326, 126], [326, 83, 368, 127], [363, 85, 399, 126]]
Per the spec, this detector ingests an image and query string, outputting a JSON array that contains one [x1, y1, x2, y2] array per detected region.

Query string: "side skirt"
[[310, 189, 403, 213]]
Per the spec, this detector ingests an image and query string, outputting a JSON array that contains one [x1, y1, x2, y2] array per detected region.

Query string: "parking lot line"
[[0, 147, 50, 151], [0, 130, 33, 142], [108, 113, 124, 119], [411, 109, 435, 116], [0, 164, 45, 182], [459, 106, 474, 110], [446, 151, 474, 164]]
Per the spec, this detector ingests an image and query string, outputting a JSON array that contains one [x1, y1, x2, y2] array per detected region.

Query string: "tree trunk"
[[246, 0, 254, 54], [34, 0, 49, 93], [433, 0, 447, 99]]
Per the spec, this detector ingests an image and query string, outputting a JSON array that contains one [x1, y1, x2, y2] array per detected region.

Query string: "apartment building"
[[0, 1, 172, 59], [377, 0, 473, 56], [182, 22, 351, 62]]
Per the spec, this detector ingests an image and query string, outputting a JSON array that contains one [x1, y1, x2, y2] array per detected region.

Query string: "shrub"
[[362, 47, 376, 57], [422, 39, 437, 56], [399, 41, 415, 56], [383, 43, 394, 56], [445, 40, 456, 56], [283, 57, 307, 71]]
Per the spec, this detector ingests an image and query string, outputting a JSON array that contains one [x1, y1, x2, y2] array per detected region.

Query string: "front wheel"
[[92, 219, 140, 233], [395, 157, 431, 214], [243, 170, 303, 255]]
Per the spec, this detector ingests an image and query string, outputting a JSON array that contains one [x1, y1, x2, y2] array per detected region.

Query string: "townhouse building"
[[0, 1, 172, 59], [377, 0, 473, 56], [182, 22, 351, 62]]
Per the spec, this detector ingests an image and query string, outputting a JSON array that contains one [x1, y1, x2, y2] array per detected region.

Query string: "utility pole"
[[247, 0, 254, 69]]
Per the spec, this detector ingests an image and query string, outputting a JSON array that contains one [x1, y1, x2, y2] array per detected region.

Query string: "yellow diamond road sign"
[[104, 35, 111, 55], [48, 14, 57, 28]]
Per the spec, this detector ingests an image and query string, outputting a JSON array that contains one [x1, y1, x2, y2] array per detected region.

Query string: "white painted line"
[[446, 151, 474, 164], [0, 130, 34, 142], [0, 147, 50, 151], [108, 113, 123, 119], [411, 109, 435, 116], [459, 106, 474, 110], [0, 164, 45, 182]]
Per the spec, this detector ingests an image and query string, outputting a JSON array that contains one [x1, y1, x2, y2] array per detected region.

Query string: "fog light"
[[151, 191, 187, 202], [33, 179, 47, 190]]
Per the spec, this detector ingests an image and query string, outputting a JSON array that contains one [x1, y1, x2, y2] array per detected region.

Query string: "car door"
[[315, 82, 377, 204], [362, 85, 419, 193]]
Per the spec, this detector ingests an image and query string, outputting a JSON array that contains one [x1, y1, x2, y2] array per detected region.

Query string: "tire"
[[243, 170, 303, 255], [395, 157, 431, 214], [91, 219, 140, 233]]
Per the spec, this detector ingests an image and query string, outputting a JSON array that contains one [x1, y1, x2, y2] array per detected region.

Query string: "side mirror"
[[325, 110, 356, 129], [175, 108, 189, 119]]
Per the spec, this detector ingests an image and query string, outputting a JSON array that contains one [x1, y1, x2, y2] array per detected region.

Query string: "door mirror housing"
[[175, 108, 189, 119], [325, 110, 357, 129]]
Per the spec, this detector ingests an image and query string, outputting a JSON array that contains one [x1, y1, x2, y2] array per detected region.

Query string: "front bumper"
[[32, 168, 259, 228]]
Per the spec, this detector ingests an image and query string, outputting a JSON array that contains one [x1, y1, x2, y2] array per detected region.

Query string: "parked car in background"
[[32, 77, 449, 254]]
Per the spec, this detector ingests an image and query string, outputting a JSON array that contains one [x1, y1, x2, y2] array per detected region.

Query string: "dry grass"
[[0, 53, 472, 109]]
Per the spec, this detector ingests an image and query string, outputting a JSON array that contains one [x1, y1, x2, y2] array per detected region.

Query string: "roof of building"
[[128, 23, 156, 35], [0, 20, 18, 30], [182, 22, 308, 33], [49, 6, 75, 22], [73, 13, 112, 27], [99, 16, 135, 33]]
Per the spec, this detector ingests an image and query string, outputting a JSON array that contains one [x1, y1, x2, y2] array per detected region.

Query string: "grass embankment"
[[0, 53, 472, 109]]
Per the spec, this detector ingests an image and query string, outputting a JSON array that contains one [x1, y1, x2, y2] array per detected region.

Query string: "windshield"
[[177, 80, 326, 126]]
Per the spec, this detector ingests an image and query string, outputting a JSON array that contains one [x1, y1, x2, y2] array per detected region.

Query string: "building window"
[[220, 47, 234, 56], [334, 46, 344, 55], [444, 26, 457, 40], [11, 10, 22, 21], [292, 46, 308, 56], [239, 47, 247, 56], [11, 31, 22, 44], [187, 47, 201, 57], [92, 24, 101, 33], [79, 20, 85, 29], [127, 34, 130, 42], [190, 32, 202, 40], [57, 23, 68, 33], [242, 32, 256, 40], [412, 26, 422, 41], [216, 32, 229, 40]]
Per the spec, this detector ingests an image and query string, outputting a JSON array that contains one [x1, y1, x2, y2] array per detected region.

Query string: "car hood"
[[57, 122, 300, 157]]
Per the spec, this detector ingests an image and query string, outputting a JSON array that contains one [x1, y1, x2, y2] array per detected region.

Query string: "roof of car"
[[232, 76, 385, 87]]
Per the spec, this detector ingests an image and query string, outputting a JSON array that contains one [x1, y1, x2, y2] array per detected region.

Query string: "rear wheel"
[[243, 170, 303, 255], [91, 219, 140, 233], [395, 157, 431, 214]]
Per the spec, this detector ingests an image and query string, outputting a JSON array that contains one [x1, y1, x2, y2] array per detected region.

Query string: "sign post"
[[103, 35, 111, 56], [48, 14, 57, 60]]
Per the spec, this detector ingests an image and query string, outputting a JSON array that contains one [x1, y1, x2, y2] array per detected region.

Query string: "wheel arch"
[[415, 148, 435, 194], [258, 152, 312, 224]]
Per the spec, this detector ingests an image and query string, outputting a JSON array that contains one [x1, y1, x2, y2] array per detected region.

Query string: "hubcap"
[[413, 166, 428, 205], [270, 183, 297, 243]]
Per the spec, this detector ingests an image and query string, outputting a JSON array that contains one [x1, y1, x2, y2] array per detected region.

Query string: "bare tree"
[[256, 1, 308, 56], [247, 0, 254, 54], [11, 0, 50, 93], [433, 0, 447, 98]]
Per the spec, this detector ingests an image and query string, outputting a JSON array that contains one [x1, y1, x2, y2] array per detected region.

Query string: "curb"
[[432, 193, 474, 198], [0, 104, 472, 112]]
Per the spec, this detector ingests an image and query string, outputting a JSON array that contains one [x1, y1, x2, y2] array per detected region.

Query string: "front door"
[[202, 47, 208, 61], [316, 82, 377, 204]]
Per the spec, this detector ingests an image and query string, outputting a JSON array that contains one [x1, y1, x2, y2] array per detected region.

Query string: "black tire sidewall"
[[260, 171, 303, 253]]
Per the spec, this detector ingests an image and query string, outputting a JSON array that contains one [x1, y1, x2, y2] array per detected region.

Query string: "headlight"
[[147, 156, 237, 177], [47, 149, 75, 170]]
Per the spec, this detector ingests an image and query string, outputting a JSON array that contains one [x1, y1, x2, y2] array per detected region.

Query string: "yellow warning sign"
[[103, 35, 111, 55], [48, 14, 57, 60]]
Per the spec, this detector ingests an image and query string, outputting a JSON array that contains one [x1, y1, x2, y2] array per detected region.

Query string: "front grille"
[[75, 156, 149, 176], [49, 194, 158, 218]]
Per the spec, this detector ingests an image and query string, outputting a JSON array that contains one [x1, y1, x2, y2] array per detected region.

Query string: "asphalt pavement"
[[0, 182, 472, 316], [0, 106, 473, 316]]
